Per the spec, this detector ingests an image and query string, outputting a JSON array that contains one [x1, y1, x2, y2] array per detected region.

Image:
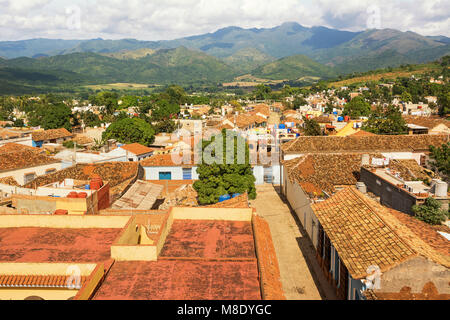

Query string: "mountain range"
[[0, 22, 449, 93]]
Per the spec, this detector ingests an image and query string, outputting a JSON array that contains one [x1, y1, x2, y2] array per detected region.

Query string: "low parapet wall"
[[252, 214, 286, 300], [170, 207, 253, 221], [0, 214, 131, 229]]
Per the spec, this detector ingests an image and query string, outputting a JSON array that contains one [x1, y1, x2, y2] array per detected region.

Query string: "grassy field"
[[328, 64, 440, 88], [85, 83, 162, 90], [222, 74, 286, 87]]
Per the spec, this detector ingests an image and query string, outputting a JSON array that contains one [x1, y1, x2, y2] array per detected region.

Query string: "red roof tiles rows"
[[0, 275, 87, 288]]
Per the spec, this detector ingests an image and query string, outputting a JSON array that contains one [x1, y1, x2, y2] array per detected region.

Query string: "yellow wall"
[[111, 245, 157, 261], [0, 288, 78, 300]]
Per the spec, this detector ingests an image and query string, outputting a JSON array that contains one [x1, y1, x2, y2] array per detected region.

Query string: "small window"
[[45, 169, 56, 175]]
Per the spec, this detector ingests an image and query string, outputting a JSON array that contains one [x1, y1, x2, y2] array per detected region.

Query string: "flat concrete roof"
[[93, 260, 261, 300], [0, 227, 122, 263], [160, 220, 256, 259]]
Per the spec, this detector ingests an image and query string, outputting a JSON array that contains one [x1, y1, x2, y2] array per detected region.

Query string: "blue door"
[[159, 172, 172, 180], [182, 168, 192, 180]]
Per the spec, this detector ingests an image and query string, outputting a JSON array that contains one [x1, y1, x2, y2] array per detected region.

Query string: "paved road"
[[250, 184, 338, 300]]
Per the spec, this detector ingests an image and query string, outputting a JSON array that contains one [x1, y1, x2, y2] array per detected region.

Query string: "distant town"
[[0, 45, 449, 302]]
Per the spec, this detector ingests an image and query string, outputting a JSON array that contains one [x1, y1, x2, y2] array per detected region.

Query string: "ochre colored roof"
[[313, 187, 450, 279], [32, 128, 73, 142], [312, 187, 417, 279], [140, 153, 194, 167], [0, 143, 59, 172], [0, 176, 19, 186], [120, 143, 154, 155], [403, 116, 450, 130], [283, 153, 382, 197], [350, 130, 376, 137], [0, 274, 87, 288], [282, 134, 449, 154]]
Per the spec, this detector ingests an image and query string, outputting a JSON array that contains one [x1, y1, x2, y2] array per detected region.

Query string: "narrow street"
[[250, 184, 338, 300]]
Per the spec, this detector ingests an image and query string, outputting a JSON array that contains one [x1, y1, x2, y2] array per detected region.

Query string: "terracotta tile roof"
[[312, 116, 333, 123], [32, 128, 73, 142], [72, 135, 94, 145], [0, 274, 87, 289], [282, 134, 449, 154], [251, 104, 271, 117], [0, 176, 19, 186], [388, 159, 435, 181], [349, 130, 376, 137], [376, 208, 450, 266], [0, 128, 21, 140], [312, 187, 450, 279], [0, 143, 59, 172], [403, 116, 450, 130], [206, 193, 249, 208], [140, 153, 194, 167], [284, 153, 382, 197], [120, 143, 154, 155]]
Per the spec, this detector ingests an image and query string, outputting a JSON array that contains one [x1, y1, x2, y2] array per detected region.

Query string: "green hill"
[[251, 54, 336, 80], [223, 48, 274, 73]]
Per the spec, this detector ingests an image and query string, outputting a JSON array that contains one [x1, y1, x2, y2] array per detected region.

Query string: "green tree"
[[343, 96, 371, 119], [302, 116, 323, 136], [151, 99, 180, 121], [193, 130, 256, 204], [154, 119, 177, 134], [437, 92, 449, 116], [29, 103, 72, 131], [253, 84, 271, 100], [401, 91, 412, 102], [412, 197, 448, 225], [102, 118, 155, 145], [429, 143, 450, 181], [362, 105, 408, 135]]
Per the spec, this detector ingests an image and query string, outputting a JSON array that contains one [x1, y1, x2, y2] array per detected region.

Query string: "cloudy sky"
[[0, 0, 448, 41]]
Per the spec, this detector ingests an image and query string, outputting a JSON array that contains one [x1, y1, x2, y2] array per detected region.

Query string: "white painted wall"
[[143, 166, 199, 181], [0, 162, 63, 186], [282, 166, 319, 248]]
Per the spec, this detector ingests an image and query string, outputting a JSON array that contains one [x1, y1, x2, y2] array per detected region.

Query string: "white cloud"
[[0, 0, 448, 41]]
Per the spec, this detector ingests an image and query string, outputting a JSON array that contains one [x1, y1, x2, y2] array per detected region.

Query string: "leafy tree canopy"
[[429, 143, 450, 181], [343, 96, 371, 119], [412, 197, 448, 225], [193, 130, 256, 204], [362, 105, 408, 135], [302, 116, 323, 136], [102, 117, 155, 145]]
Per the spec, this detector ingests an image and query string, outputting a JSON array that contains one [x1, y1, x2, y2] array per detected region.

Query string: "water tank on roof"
[[435, 181, 448, 197], [90, 175, 103, 190], [278, 124, 286, 129], [356, 182, 367, 194], [219, 194, 231, 202], [337, 117, 344, 122]]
